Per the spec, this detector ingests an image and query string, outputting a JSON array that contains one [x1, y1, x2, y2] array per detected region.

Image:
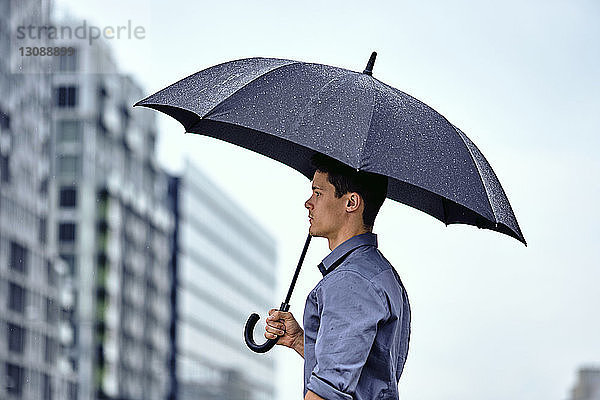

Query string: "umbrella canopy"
[[135, 52, 525, 245]]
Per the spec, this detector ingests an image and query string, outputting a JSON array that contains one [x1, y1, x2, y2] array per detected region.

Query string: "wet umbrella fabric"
[[135, 54, 525, 245], [134, 53, 526, 353]]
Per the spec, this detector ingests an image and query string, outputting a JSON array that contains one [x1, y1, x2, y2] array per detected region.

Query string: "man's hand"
[[305, 390, 325, 400], [265, 309, 304, 358]]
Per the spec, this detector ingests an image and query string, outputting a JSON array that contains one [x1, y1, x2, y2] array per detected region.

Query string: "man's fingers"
[[266, 320, 285, 330], [265, 324, 285, 336], [264, 331, 278, 340], [267, 310, 292, 322]]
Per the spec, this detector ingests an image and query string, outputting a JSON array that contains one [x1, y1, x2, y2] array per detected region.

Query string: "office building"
[[50, 24, 174, 400], [571, 367, 600, 400], [169, 160, 277, 400], [0, 0, 77, 398]]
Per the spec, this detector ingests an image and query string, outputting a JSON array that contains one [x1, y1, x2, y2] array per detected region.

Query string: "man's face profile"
[[304, 171, 347, 238]]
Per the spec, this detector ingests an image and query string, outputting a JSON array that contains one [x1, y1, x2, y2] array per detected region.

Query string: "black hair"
[[310, 153, 388, 230]]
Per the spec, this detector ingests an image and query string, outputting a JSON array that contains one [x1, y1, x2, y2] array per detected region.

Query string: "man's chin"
[[308, 227, 324, 238]]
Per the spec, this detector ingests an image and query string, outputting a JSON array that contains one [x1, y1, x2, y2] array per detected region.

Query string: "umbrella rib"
[[356, 76, 377, 170], [299, 70, 375, 169], [452, 125, 497, 225], [441, 198, 449, 225], [282, 69, 372, 169], [202, 60, 301, 119]]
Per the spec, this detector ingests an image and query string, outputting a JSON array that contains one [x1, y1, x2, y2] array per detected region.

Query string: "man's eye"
[[315, 192, 321, 197]]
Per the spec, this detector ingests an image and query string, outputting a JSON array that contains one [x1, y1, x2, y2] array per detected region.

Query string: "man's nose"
[[305, 197, 312, 209]]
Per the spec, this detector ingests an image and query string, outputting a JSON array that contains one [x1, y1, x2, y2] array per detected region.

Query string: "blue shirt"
[[303, 233, 411, 400]]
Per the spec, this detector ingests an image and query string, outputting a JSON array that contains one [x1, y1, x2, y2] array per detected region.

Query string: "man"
[[265, 154, 411, 400]]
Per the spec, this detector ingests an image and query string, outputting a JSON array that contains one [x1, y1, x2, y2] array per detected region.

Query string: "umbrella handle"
[[244, 302, 290, 353], [244, 234, 311, 354]]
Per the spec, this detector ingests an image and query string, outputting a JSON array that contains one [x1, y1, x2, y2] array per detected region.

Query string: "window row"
[[5, 282, 64, 325], [55, 86, 77, 108], [6, 325, 56, 358], [4, 240, 62, 286], [4, 361, 76, 399]]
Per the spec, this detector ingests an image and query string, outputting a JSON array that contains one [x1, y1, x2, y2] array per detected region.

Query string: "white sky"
[[51, 1, 600, 399]]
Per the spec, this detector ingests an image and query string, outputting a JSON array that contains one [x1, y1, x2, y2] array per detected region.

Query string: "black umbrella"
[[135, 52, 525, 353]]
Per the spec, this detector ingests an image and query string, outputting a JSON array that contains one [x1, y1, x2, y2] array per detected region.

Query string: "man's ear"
[[346, 193, 361, 212]]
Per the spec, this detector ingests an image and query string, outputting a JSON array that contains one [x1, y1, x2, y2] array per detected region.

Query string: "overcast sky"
[[51, 1, 600, 399]]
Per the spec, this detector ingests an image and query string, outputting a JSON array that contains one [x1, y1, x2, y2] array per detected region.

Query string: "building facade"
[[1, 0, 77, 399], [169, 160, 277, 400], [571, 368, 600, 400], [49, 28, 174, 400]]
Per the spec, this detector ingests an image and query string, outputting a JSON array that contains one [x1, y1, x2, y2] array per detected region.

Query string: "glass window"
[[59, 186, 77, 208], [7, 323, 25, 354], [0, 153, 9, 183], [58, 223, 76, 243], [60, 254, 76, 276], [55, 86, 78, 108], [68, 382, 77, 400], [9, 241, 27, 274], [46, 298, 58, 326], [58, 47, 78, 72], [39, 217, 47, 244], [43, 372, 53, 400], [57, 155, 79, 177], [44, 336, 56, 364], [8, 283, 26, 313], [56, 120, 81, 143], [5, 363, 24, 396], [47, 261, 57, 287], [39, 178, 49, 194], [72, 321, 78, 346], [0, 108, 9, 130]]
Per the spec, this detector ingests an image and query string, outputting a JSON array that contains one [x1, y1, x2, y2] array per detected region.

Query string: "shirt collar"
[[318, 232, 378, 277]]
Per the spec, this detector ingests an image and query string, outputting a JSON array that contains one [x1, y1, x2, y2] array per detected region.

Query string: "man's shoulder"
[[337, 246, 393, 278]]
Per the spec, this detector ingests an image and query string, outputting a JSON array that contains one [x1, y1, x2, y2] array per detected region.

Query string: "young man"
[[265, 154, 411, 400]]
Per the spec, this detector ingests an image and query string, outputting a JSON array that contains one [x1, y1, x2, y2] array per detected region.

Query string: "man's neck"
[[327, 226, 369, 251]]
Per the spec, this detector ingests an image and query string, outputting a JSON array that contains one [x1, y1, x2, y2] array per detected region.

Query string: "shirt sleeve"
[[306, 270, 389, 400]]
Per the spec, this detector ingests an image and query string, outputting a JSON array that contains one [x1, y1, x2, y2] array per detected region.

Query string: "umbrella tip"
[[363, 51, 377, 75]]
